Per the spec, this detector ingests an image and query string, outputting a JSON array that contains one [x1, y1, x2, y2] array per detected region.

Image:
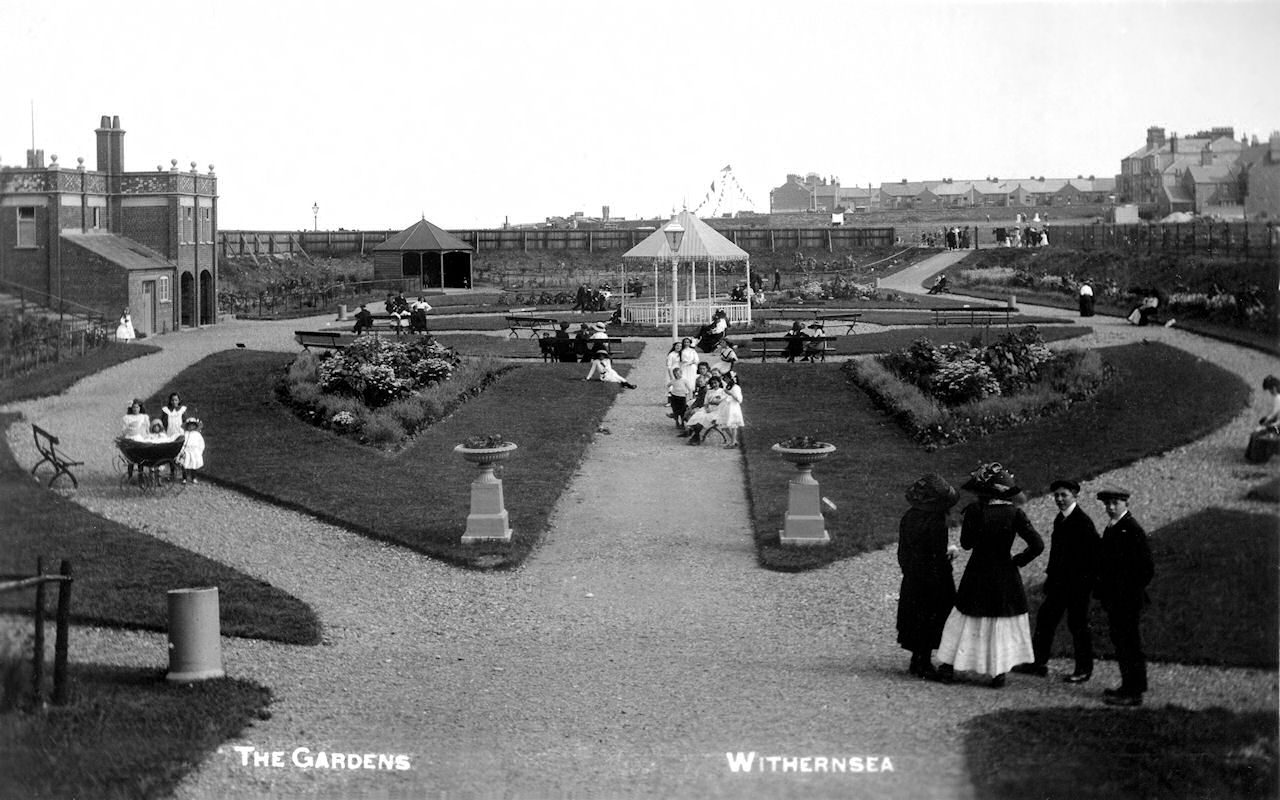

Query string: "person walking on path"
[[1095, 486, 1155, 707], [1013, 478, 1100, 682], [933, 462, 1044, 688], [896, 473, 960, 680]]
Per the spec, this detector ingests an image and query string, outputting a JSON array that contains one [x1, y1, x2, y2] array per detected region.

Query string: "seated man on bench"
[[783, 322, 809, 363], [352, 304, 374, 334]]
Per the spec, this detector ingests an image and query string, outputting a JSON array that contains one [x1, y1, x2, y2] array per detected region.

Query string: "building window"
[[17, 206, 37, 247], [91, 207, 102, 229], [158, 276, 170, 302], [182, 207, 194, 243], [201, 208, 212, 243]]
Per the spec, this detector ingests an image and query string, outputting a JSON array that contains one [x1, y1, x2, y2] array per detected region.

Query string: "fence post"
[[32, 556, 45, 702], [53, 560, 71, 705]]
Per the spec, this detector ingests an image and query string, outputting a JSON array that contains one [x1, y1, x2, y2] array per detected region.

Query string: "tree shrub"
[[316, 336, 460, 408]]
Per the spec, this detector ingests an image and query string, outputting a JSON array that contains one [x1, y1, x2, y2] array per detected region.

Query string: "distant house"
[[879, 180, 935, 210], [0, 115, 218, 336], [1115, 124, 1259, 216], [770, 173, 879, 214]]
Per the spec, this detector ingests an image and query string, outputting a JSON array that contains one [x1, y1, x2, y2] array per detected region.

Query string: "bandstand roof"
[[622, 209, 749, 263]]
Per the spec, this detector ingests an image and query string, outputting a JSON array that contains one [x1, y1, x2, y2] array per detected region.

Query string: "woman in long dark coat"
[[933, 462, 1044, 688], [896, 473, 960, 679]]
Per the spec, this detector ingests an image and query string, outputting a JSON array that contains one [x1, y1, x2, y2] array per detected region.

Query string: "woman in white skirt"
[[932, 462, 1044, 688], [115, 308, 136, 342]]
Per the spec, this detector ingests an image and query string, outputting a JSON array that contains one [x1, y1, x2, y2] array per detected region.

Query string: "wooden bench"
[[295, 330, 345, 351], [750, 336, 837, 363], [31, 425, 84, 489], [932, 307, 1015, 327], [540, 336, 628, 362], [767, 308, 863, 335], [506, 315, 558, 339]]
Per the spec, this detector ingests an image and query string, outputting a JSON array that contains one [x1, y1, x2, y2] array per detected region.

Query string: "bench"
[[507, 315, 558, 339], [31, 425, 84, 489], [750, 336, 837, 363], [932, 307, 1015, 327], [539, 336, 627, 362], [295, 330, 345, 351], [767, 308, 863, 335]]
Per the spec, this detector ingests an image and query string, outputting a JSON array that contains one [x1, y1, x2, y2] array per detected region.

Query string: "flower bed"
[[844, 326, 1108, 448]]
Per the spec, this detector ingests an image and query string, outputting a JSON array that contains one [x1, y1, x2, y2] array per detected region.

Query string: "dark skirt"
[[897, 571, 956, 652]]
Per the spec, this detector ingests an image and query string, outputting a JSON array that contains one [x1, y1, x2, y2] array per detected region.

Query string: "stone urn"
[[454, 441, 517, 543], [771, 441, 836, 546]]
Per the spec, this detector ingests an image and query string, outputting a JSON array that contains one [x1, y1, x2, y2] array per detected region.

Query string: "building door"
[[180, 272, 195, 328], [140, 281, 156, 335]]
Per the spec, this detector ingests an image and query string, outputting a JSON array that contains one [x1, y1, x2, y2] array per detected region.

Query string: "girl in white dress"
[[120, 399, 151, 440], [115, 309, 136, 342], [176, 418, 205, 484], [717, 373, 745, 448], [160, 393, 187, 437], [584, 351, 637, 389]]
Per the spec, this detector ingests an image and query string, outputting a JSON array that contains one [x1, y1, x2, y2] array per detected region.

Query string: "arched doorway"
[[180, 272, 195, 328], [199, 269, 215, 325]]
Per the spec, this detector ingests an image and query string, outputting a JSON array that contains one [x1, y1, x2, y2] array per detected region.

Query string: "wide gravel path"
[[5, 257, 1277, 799]]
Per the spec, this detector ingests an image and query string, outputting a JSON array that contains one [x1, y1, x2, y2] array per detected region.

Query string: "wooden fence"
[[0, 558, 73, 707], [218, 226, 899, 259]]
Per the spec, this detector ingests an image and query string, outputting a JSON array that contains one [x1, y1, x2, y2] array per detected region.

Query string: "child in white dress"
[[585, 351, 637, 389], [176, 418, 205, 484]]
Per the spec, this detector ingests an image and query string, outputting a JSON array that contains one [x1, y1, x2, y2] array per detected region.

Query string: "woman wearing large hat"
[[896, 473, 960, 679], [932, 462, 1044, 688]]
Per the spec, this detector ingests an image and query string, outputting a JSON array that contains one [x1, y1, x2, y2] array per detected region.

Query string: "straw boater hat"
[[592, 322, 606, 332], [961, 462, 1021, 500], [905, 473, 959, 511]]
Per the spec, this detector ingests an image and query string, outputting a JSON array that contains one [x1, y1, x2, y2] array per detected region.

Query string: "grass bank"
[[0, 665, 271, 800], [738, 341, 1249, 572], [169, 351, 626, 570], [0, 343, 160, 406]]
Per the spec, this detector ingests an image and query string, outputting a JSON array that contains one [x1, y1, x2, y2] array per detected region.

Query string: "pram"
[[114, 435, 186, 493]]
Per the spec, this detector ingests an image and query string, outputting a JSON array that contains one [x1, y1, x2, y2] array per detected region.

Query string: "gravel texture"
[[4, 256, 1278, 799]]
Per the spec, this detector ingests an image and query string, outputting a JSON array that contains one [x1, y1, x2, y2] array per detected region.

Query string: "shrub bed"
[[844, 326, 1108, 448]]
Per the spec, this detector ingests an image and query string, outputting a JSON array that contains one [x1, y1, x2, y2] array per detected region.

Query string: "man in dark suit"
[[1095, 486, 1155, 707], [352, 304, 374, 335], [1013, 478, 1100, 682]]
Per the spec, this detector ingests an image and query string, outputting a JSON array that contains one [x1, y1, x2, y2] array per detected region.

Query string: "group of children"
[[664, 340, 745, 448], [119, 391, 206, 483]]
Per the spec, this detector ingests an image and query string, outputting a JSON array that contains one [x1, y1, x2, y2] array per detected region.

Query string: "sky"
[[2, 0, 1278, 231]]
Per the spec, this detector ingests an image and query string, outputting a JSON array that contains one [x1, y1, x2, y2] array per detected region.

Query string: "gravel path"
[[4, 262, 1278, 799]]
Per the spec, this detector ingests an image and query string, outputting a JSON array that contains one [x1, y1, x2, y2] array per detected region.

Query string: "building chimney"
[[1146, 126, 1166, 150], [1170, 133, 1178, 154], [96, 114, 125, 174], [26, 149, 45, 168]]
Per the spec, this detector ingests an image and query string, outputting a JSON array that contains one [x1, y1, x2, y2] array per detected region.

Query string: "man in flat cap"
[[1015, 478, 1100, 682], [1094, 487, 1154, 707]]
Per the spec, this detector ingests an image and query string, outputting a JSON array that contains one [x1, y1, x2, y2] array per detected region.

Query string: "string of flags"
[[693, 164, 756, 215]]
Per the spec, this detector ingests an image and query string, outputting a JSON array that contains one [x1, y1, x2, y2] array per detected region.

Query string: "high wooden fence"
[[217, 227, 900, 259]]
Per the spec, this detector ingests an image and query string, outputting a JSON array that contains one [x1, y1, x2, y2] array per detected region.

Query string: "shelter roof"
[[373, 218, 473, 252], [621, 210, 749, 263], [61, 231, 172, 271]]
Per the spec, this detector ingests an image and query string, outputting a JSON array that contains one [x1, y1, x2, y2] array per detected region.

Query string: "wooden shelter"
[[373, 218, 474, 289]]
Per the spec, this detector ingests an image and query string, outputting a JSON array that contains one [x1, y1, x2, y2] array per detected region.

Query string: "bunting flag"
[[694, 165, 755, 215]]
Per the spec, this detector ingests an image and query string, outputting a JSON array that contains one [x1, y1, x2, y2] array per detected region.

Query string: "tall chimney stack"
[[95, 114, 125, 174]]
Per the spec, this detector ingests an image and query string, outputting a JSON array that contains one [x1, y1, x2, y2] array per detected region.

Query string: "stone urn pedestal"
[[771, 442, 836, 546], [454, 442, 517, 543]]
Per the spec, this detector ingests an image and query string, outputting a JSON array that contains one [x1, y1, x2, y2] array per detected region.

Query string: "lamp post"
[[664, 219, 684, 340], [312, 202, 319, 232]]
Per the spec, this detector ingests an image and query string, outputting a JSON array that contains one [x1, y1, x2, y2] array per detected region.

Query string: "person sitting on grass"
[[683, 376, 726, 444], [584, 351, 636, 389]]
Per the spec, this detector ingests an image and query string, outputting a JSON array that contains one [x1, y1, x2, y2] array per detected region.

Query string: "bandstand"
[[619, 210, 753, 330]]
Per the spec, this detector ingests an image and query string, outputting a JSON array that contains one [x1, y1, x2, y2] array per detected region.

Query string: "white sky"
[[3, 0, 1277, 230]]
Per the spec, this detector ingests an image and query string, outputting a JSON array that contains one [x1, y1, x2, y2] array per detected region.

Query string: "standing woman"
[[678, 338, 700, 385], [717, 372, 745, 448], [665, 341, 683, 376], [933, 462, 1044, 688], [115, 308, 136, 343], [160, 393, 188, 438], [897, 473, 960, 679]]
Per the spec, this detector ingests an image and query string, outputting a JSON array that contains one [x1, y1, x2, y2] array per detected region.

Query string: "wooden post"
[[33, 556, 45, 702], [53, 560, 71, 705]]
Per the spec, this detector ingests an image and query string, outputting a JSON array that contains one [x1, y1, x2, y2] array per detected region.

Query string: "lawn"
[[0, 665, 271, 800], [964, 706, 1276, 800], [0, 413, 321, 645], [0, 342, 160, 405], [1032, 508, 1278, 668], [738, 341, 1250, 572], [160, 351, 628, 570]]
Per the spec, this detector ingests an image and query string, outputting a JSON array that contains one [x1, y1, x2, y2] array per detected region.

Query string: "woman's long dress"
[[116, 314, 136, 342], [717, 384, 744, 430], [936, 501, 1044, 675], [896, 507, 956, 653]]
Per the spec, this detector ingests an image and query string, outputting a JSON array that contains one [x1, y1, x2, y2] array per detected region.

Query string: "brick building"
[[0, 115, 218, 336]]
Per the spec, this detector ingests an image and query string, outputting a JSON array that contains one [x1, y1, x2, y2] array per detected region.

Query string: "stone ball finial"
[[50, 154, 58, 164], [208, 164, 215, 174], [190, 161, 197, 171], [171, 158, 178, 167], [77, 156, 85, 165]]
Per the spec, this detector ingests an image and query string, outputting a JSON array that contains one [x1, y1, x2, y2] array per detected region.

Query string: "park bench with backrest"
[[932, 307, 1015, 327], [295, 331, 345, 351], [540, 336, 627, 362], [768, 308, 863, 336], [507, 315, 558, 338], [750, 336, 837, 363], [30, 424, 84, 489]]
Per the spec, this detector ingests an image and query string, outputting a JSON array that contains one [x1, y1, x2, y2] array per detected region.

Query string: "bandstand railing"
[[621, 298, 752, 326]]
